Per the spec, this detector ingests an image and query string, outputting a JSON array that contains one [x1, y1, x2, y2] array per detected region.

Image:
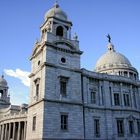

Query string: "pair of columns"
[[0, 121, 27, 140]]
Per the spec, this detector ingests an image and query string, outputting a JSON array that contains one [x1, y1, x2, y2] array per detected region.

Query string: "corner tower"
[[26, 3, 84, 140]]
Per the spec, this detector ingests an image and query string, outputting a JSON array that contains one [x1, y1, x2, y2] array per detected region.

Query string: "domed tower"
[[27, 2, 83, 140], [95, 36, 138, 80], [0, 75, 10, 109]]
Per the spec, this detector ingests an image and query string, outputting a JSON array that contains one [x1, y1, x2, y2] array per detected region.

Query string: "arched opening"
[[56, 26, 63, 37], [34, 78, 40, 99], [0, 90, 3, 99]]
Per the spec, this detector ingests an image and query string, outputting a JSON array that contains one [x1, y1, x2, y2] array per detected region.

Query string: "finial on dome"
[[54, 1, 59, 8], [107, 34, 111, 43]]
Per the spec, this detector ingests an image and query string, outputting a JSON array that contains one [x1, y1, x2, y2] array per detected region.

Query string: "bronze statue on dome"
[[107, 34, 111, 43]]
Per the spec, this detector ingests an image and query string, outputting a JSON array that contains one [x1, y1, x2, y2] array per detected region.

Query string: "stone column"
[[12, 122, 15, 140], [23, 121, 27, 140], [0, 125, 2, 140], [0, 125, 1, 140], [21, 122, 25, 140], [130, 85, 134, 108], [99, 81, 102, 105], [111, 87, 114, 106], [1, 124, 5, 140], [133, 89, 137, 108], [0, 125, 1, 139], [4, 123, 8, 140], [135, 87, 139, 109], [69, 27, 71, 39], [17, 122, 21, 140], [109, 83, 113, 106], [120, 83, 123, 107], [124, 119, 127, 138], [21, 122, 24, 140], [138, 88, 140, 109], [8, 123, 11, 140], [134, 119, 137, 137]]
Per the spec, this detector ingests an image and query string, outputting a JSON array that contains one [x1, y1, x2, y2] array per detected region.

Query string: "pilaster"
[[130, 85, 134, 108]]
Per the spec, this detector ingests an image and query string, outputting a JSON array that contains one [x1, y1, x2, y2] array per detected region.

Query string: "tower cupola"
[[40, 2, 73, 43], [0, 75, 10, 107], [0, 75, 8, 88], [45, 2, 67, 21]]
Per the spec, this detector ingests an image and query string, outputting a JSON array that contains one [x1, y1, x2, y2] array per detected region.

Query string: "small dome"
[[95, 43, 133, 72], [45, 2, 67, 21], [0, 75, 8, 87]]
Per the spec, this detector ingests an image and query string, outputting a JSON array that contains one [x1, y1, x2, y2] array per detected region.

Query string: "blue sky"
[[0, 0, 140, 105]]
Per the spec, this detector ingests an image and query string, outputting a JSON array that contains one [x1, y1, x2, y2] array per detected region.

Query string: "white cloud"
[[9, 89, 29, 105], [4, 69, 30, 87]]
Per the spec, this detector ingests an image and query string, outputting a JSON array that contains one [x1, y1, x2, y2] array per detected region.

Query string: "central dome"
[[95, 42, 138, 78], [96, 43, 132, 69], [45, 2, 67, 21]]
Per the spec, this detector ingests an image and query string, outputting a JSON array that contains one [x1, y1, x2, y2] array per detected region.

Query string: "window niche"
[[34, 78, 40, 100], [94, 118, 100, 137], [32, 116, 36, 131], [59, 76, 69, 97], [116, 119, 124, 137], [114, 93, 120, 106], [129, 120, 134, 135], [90, 91, 96, 104], [123, 94, 130, 106], [38, 60, 41, 66]]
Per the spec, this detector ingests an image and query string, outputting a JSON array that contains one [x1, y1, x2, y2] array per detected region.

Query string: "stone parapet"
[[82, 68, 140, 85], [0, 112, 27, 123]]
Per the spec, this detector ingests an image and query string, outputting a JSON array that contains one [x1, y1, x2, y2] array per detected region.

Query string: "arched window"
[[0, 90, 3, 99], [34, 78, 40, 97], [56, 26, 63, 37]]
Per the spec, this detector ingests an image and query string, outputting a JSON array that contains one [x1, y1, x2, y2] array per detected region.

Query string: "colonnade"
[[0, 121, 27, 140]]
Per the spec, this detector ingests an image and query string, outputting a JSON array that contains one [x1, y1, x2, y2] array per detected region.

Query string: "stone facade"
[[0, 2, 140, 140]]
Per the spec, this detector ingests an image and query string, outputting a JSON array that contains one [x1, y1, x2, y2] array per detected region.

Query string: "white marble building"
[[0, 2, 140, 140]]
